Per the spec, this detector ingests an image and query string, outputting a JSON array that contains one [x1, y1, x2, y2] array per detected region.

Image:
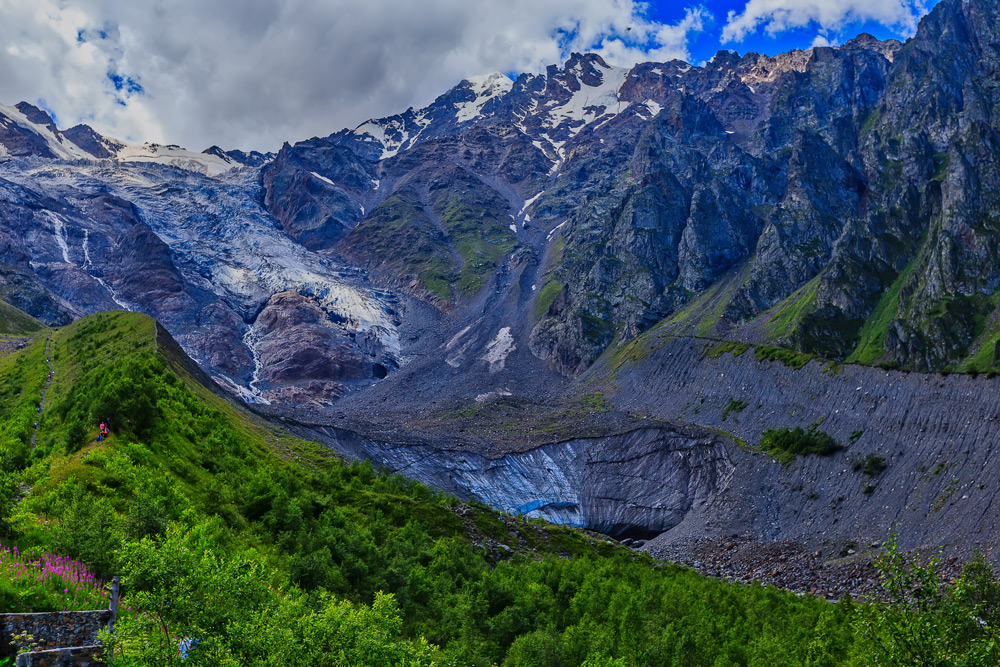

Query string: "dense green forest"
[[2, 310, 999, 666]]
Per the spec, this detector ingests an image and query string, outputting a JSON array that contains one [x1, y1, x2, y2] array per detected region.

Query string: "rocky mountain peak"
[[842, 33, 902, 61], [735, 48, 812, 86], [63, 123, 123, 159], [14, 102, 57, 133], [563, 52, 613, 86]]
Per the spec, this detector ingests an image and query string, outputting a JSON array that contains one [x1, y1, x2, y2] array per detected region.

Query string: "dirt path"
[[30, 335, 55, 450]]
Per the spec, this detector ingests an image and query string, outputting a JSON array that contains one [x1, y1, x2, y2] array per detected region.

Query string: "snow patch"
[[546, 220, 567, 242], [445, 325, 472, 351], [519, 191, 543, 217], [46, 211, 71, 263], [475, 389, 512, 403], [444, 324, 478, 368], [311, 171, 337, 187], [481, 327, 515, 373], [455, 72, 513, 123]]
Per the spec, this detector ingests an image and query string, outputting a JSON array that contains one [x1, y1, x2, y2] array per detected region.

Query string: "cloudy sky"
[[0, 0, 937, 152]]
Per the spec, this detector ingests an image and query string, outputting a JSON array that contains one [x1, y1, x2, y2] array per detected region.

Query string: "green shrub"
[[722, 399, 749, 421], [49, 488, 122, 578], [754, 345, 813, 369], [88, 355, 164, 441], [852, 535, 1000, 666], [65, 419, 88, 454], [852, 454, 888, 477], [0, 471, 15, 533], [760, 426, 842, 463]]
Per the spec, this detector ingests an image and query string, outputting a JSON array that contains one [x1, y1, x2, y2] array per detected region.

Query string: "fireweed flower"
[[1, 541, 109, 609]]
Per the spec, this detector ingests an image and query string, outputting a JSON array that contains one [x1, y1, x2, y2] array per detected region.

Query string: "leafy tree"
[[90, 355, 163, 441], [851, 534, 1000, 666], [50, 487, 122, 578]]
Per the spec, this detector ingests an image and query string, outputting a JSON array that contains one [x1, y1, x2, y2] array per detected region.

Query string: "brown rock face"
[[254, 291, 371, 401]]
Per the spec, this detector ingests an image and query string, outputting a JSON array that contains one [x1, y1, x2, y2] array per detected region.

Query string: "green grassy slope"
[[0, 299, 45, 337]]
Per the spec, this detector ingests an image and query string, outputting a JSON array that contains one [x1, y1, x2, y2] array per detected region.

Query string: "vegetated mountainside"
[[0, 308, 882, 666]]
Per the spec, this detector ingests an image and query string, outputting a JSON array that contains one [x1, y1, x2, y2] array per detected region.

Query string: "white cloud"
[[721, 0, 927, 43], [0, 0, 708, 152]]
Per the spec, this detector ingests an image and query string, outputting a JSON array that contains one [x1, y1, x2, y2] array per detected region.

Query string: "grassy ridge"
[[0, 300, 44, 338]]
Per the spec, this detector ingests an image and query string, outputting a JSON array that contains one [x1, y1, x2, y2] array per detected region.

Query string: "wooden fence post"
[[108, 576, 121, 634]]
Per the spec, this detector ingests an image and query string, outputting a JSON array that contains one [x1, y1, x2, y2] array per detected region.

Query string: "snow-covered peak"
[[111, 141, 238, 177], [345, 72, 515, 159], [538, 59, 630, 143], [0, 103, 94, 160], [0, 101, 242, 177], [465, 72, 513, 96], [350, 112, 428, 161], [455, 72, 513, 123]]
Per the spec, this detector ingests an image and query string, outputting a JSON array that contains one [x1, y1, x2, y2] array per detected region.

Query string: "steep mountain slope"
[[0, 156, 405, 407], [0, 0, 993, 415], [258, 0, 1000, 381]]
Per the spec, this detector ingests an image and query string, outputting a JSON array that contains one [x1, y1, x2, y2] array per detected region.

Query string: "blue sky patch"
[[107, 71, 144, 96]]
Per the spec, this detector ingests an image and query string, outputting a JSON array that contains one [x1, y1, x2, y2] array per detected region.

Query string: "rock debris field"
[[645, 537, 965, 601]]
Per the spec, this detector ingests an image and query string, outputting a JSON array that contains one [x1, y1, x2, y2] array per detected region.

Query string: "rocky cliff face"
[[257, 0, 1000, 378]]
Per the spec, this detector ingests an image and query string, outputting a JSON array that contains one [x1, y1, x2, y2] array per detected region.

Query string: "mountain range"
[[2, 0, 1000, 555]]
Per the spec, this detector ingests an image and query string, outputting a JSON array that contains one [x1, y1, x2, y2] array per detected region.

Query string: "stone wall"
[[15, 645, 104, 667], [0, 611, 110, 658]]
